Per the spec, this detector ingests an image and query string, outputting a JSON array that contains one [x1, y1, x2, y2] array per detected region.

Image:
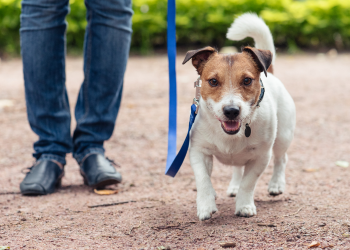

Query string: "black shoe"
[[80, 154, 122, 188], [20, 160, 64, 195]]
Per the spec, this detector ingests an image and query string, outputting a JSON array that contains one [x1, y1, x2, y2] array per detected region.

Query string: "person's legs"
[[20, 0, 71, 195], [21, 0, 72, 166], [73, 0, 133, 164]]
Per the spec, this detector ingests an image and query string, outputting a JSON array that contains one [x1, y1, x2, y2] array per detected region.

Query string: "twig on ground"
[[284, 206, 304, 217], [207, 229, 215, 237], [88, 200, 136, 208], [0, 191, 21, 195], [151, 222, 193, 231], [129, 221, 142, 235], [141, 206, 155, 209], [151, 224, 181, 230], [257, 223, 277, 227]]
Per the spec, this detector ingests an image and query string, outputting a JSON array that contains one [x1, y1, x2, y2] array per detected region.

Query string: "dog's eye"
[[208, 78, 218, 87], [243, 77, 252, 86]]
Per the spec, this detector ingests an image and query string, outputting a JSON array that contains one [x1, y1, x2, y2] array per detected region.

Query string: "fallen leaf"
[[0, 247, 10, 250], [219, 242, 236, 248], [302, 168, 319, 173], [318, 222, 326, 227], [93, 189, 118, 195], [308, 241, 320, 248], [335, 161, 349, 168], [342, 233, 350, 237]]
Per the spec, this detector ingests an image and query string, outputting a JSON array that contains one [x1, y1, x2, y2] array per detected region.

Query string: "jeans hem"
[[38, 154, 66, 165], [74, 147, 105, 165]]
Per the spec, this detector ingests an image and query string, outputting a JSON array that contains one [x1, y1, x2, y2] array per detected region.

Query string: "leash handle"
[[165, 0, 177, 173]]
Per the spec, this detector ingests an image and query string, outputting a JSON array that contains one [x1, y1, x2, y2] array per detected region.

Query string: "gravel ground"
[[1, 53, 350, 249]]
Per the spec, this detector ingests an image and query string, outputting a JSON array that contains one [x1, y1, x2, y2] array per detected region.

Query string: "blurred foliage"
[[0, 0, 350, 55]]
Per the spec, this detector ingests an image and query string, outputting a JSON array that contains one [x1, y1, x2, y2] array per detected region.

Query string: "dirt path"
[[1, 54, 350, 249]]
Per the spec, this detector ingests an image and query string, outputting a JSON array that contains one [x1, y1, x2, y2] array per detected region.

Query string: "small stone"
[[219, 242, 236, 248]]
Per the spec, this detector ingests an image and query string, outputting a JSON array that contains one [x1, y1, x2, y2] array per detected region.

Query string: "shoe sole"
[[80, 171, 121, 188]]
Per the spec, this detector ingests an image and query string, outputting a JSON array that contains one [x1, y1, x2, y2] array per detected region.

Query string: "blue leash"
[[165, 104, 197, 177], [165, 0, 177, 176], [165, 0, 197, 177]]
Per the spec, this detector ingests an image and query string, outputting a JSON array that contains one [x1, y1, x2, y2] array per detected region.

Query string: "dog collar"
[[256, 78, 265, 107]]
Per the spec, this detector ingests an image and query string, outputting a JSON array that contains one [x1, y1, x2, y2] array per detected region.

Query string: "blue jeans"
[[20, 0, 133, 165]]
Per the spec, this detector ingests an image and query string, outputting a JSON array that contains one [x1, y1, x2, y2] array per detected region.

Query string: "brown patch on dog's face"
[[199, 52, 262, 105]]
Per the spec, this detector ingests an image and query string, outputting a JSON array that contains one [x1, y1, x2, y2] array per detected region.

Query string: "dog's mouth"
[[221, 120, 241, 135]]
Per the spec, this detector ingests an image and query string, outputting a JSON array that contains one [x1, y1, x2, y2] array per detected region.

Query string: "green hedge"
[[1, 0, 350, 55]]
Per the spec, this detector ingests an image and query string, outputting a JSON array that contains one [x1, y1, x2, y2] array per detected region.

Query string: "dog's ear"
[[182, 46, 217, 74], [242, 46, 272, 77]]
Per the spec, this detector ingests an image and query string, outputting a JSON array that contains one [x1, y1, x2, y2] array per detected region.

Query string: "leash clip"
[[193, 77, 201, 114]]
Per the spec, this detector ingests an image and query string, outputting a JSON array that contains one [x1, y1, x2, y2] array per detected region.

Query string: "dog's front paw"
[[197, 204, 218, 221], [197, 197, 218, 221], [235, 204, 256, 217], [268, 178, 285, 196], [226, 185, 239, 197]]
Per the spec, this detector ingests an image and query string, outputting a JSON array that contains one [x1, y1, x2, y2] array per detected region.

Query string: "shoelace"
[[106, 157, 121, 168], [21, 165, 34, 175]]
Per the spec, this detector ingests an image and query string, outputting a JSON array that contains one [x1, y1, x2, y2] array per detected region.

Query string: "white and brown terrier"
[[183, 13, 296, 220]]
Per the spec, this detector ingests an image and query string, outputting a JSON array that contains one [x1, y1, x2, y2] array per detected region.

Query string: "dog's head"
[[183, 46, 272, 135]]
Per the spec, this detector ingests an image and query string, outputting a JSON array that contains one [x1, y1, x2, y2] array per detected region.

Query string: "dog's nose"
[[223, 106, 240, 120]]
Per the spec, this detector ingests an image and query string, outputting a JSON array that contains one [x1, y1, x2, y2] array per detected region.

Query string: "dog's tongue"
[[222, 120, 240, 131]]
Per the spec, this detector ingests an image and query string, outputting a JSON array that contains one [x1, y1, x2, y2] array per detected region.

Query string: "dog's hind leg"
[[268, 152, 287, 196], [226, 166, 244, 197], [190, 148, 218, 221], [269, 91, 295, 196], [269, 125, 294, 196]]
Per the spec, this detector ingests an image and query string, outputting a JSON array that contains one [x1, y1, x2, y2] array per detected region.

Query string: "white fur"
[[226, 13, 276, 64], [190, 13, 296, 220]]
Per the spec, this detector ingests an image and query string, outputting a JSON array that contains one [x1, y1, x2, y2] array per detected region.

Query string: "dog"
[[182, 13, 296, 221]]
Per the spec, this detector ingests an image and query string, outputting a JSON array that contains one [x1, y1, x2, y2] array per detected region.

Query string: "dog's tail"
[[226, 13, 276, 66]]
